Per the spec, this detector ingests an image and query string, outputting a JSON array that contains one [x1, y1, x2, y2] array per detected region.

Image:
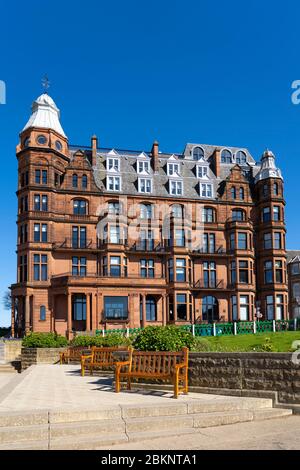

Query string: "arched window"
[[171, 204, 183, 219], [232, 209, 245, 221], [82, 174, 88, 189], [202, 207, 215, 223], [73, 199, 88, 215], [72, 174, 78, 188], [202, 296, 219, 322], [40, 305, 46, 321], [231, 187, 236, 199], [108, 201, 121, 215], [140, 296, 157, 322], [236, 151, 247, 164], [221, 149, 232, 163], [263, 184, 268, 197], [239, 187, 244, 200], [193, 147, 204, 161], [273, 182, 279, 196], [140, 203, 153, 219]]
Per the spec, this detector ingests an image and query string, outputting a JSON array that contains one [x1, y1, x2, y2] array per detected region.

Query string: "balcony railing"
[[193, 279, 225, 289], [52, 238, 97, 250], [191, 246, 226, 255]]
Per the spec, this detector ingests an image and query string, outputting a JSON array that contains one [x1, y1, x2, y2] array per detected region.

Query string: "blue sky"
[[0, 0, 300, 326]]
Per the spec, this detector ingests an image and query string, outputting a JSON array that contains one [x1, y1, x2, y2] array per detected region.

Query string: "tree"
[[3, 290, 11, 310]]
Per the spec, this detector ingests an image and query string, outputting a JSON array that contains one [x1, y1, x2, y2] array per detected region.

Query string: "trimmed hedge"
[[70, 332, 132, 348], [22, 333, 68, 348], [133, 326, 195, 351]]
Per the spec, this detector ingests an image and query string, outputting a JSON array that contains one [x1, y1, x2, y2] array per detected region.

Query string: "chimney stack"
[[211, 148, 220, 178], [91, 135, 98, 167], [151, 140, 159, 173]]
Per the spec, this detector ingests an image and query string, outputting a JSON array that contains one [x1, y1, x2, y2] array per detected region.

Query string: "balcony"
[[51, 272, 166, 288], [126, 241, 168, 253], [190, 246, 227, 256], [193, 279, 225, 289], [52, 238, 97, 251]]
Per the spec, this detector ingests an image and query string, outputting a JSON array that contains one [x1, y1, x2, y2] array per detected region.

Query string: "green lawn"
[[192, 331, 300, 352]]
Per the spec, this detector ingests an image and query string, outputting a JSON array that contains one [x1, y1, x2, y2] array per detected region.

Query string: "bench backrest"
[[129, 348, 188, 375], [91, 346, 129, 364], [68, 346, 90, 358]]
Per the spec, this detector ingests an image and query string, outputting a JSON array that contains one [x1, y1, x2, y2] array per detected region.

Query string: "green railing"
[[95, 319, 299, 338]]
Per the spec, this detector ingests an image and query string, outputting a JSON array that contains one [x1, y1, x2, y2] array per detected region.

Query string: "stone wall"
[[0, 340, 22, 364], [189, 352, 300, 404], [21, 347, 66, 370]]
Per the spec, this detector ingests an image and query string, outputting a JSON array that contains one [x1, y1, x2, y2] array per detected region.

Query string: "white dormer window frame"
[[138, 177, 152, 194], [138, 160, 151, 174], [168, 162, 180, 176], [197, 165, 209, 179], [170, 180, 183, 196], [107, 176, 121, 192], [107, 158, 120, 172], [200, 183, 213, 198]]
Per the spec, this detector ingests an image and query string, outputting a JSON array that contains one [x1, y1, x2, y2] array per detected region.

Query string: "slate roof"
[[69, 143, 262, 200]]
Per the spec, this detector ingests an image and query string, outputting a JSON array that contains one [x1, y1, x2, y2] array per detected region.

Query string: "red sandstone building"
[[10, 93, 288, 338]]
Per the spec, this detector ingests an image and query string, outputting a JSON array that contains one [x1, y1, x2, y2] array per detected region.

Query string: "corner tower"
[[254, 150, 288, 320], [11, 93, 69, 337]]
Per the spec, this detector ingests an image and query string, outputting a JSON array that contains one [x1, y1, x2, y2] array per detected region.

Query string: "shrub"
[[22, 332, 68, 348], [191, 337, 211, 352], [133, 326, 195, 351], [255, 337, 275, 352], [71, 332, 131, 348]]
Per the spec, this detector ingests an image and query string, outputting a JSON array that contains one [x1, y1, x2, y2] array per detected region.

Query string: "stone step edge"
[[0, 397, 275, 427]]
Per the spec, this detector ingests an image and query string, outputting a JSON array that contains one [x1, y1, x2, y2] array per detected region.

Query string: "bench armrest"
[[175, 361, 188, 371], [115, 360, 131, 372], [81, 354, 93, 363]]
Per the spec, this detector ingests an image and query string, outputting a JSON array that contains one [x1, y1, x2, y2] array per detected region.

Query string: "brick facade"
[[10, 94, 288, 338]]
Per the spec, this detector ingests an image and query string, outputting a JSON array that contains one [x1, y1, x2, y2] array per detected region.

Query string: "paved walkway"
[[97, 415, 300, 450], [0, 365, 249, 412]]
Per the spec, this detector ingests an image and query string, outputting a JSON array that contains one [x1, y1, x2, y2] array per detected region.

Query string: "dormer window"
[[200, 183, 213, 198], [168, 163, 180, 176], [193, 147, 204, 161], [107, 176, 121, 191], [138, 178, 152, 194], [221, 149, 232, 163], [138, 161, 150, 174], [236, 151, 247, 164], [107, 158, 120, 172], [170, 180, 183, 196], [197, 165, 208, 179]]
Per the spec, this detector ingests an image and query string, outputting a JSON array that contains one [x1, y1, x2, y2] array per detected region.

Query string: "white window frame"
[[170, 180, 183, 196], [200, 183, 213, 198], [107, 176, 121, 192], [107, 158, 120, 172], [138, 177, 152, 194], [197, 165, 208, 179], [138, 161, 150, 174], [168, 163, 180, 176]]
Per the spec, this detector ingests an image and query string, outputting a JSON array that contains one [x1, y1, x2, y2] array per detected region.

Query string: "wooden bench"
[[81, 346, 129, 377], [115, 347, 189, 398], [60, 346, 90, 365]]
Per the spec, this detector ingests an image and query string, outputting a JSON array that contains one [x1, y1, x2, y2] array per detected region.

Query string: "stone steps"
[[0, 364, 17, 373], [0, 398, 293, 450]]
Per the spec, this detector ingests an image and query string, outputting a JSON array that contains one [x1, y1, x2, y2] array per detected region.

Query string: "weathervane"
[[42, 75, 50, 93]]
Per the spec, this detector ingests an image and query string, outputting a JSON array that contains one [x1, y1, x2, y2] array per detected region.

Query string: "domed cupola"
[[22, 93, 67, 138], [255, 149, 283, 183]]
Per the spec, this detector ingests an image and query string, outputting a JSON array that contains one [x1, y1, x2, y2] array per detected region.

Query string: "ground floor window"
[[202, 296, 218, 322], [177, 294, 187, 320], [72, 294, 86, 321], [266, 295, 274, 320], [276, 295, 284, 320], [239, 295, 249, 321], [231, 295, 237, 321], [104, 296, 128, 320], [140, 296, 157, 321]]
